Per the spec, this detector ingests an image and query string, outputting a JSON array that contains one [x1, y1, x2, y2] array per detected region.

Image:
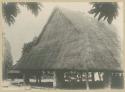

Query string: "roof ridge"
[[34, 7, 59, 46], [58, 8, 82, 34], [34, 7, 81, 46]]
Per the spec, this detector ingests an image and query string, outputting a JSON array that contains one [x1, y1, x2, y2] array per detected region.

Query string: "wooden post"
[[38, 71, 41, 83], [24, 72, 30, 85], [79, 71, 83, 82], [55, 70, 64, 88], [98, 72, 102, 81], [38, 75, 41, 83], [36, 72, 38, 84], [86, 72, 89, 90], [92, 72, 95, 82], [121, 73, 124, 88], [53, 71, 56, 87], [103, 72, 111, 88], [36, 76, 38, 83]]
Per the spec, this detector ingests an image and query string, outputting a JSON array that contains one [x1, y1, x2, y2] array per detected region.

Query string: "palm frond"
[[19, 2, 42, 16], [2, 2, 42, 26], [2, 2, 20, 26], [89, 2, 118, 24]]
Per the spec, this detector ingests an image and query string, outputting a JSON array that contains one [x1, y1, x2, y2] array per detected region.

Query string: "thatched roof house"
[[13, 7, 124, 88], [14, 7, 122, 72]]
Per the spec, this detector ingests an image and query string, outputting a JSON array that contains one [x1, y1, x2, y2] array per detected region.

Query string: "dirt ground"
[[0, 79, 125, 92]]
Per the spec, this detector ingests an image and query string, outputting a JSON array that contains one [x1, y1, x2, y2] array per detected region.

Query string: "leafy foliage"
[[19, 2, 41, 16], [2, 3, 20, 26], [2, 2, 42, 26], [89, 2, 118, 24]]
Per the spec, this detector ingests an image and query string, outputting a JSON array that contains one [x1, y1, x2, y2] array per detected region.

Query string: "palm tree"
[[2, 2, 42, 26], [3, 37, 13, 80], [89, 2, 118, 24]]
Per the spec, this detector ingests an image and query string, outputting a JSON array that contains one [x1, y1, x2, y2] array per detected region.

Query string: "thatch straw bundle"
[[14, 7, 122, 72]]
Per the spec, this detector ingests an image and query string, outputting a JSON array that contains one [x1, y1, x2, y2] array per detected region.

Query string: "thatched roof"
[[14, 7, 122, 72]]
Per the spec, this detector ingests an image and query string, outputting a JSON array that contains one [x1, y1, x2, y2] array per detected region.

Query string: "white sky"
[[2, 2, 123, 64]]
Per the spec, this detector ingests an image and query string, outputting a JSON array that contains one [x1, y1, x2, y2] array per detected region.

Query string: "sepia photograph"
[[0, 1, 124, 91]]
